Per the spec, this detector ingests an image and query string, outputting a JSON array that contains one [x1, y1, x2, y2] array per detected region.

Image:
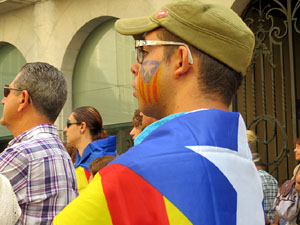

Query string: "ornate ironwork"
[[247, 115, 289, 172], [238, 0, 300, 180]]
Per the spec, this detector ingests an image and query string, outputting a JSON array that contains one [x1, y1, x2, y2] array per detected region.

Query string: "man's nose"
[[129, 127, 135, 137], [130, 61, 140, 76], [1, 97, 6, 105]]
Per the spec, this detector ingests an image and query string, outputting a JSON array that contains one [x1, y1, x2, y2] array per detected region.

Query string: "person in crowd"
[[129, 109, 143, 141], [287, 138, 300, 225], [140, 112, 157, 131], [295, 138, 300, 192], [247, 129, 257, 151], [135, 112, 157, 143], [130, 108, 157, 144], [64, 106, 116, 192], [130, 109, 157, 145], [252, 153, 280, 225], [293, 138, 300, 179], [54, 0, 264, 224], [89, 155, 116, 182], [277, 179, 288, 225], [0, 62, 78, 225], [0, 174, 21, 225], [65, 144, 77, 164]]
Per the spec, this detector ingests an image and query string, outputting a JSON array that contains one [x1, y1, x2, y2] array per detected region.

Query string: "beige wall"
[[0, 0, 243, 134]]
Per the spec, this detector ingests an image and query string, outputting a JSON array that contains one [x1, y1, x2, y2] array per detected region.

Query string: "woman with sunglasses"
[[64, 106, 116, 193]]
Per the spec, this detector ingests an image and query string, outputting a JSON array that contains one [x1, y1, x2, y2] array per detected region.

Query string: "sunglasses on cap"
[[66, 120, 82, 128]]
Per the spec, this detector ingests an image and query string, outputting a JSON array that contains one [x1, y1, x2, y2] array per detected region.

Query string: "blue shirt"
[[74, 136, 117, 171]]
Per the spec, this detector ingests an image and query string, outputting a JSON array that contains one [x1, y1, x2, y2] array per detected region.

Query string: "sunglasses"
[[4, 85, 24, 98], [66, 120, 82, 128]]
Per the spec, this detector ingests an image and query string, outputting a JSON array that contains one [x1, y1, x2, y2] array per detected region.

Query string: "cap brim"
[[115, 16, 159, 37]]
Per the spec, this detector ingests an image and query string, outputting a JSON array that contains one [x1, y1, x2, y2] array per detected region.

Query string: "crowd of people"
[[0, 0, 299, 224], [247, 132, 300, 225]]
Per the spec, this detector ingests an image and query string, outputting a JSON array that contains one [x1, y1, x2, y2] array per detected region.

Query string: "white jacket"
[[0, 174, 21, 224]]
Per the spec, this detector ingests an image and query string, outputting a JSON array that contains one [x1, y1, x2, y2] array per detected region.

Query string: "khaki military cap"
[[115, 0, 255, 75]]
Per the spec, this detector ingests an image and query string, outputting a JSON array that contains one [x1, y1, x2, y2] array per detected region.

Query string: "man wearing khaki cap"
[[54, 0, 264, 224]]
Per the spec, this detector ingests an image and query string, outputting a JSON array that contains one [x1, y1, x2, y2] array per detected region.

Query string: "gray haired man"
[[0, 62, 78, 225]]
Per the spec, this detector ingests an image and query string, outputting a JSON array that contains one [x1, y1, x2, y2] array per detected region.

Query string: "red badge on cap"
[[156, 10, 168, 19]]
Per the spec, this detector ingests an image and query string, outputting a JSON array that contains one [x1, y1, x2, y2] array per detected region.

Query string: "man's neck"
[[169, 96, 229, 116], [255, 165, 263, 171], [169, 72, 229, 115], [10, 113, 52, 137]]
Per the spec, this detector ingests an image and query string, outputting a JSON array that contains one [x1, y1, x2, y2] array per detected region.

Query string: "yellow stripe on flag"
[[53, 173, 113, 225], [75, 167, 89, 193], [164, 197, 192, 225]]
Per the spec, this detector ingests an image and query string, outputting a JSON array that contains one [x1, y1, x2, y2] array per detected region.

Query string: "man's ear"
[[174, 46, 192, 79], [17, 90, 30, 112]]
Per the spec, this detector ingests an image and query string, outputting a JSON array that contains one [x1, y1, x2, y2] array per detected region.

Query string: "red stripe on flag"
[[100, 164, 170, 225], [84, 168, 91, 181]]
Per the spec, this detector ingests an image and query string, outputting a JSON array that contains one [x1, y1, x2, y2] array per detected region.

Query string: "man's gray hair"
[[14, 62, 67, 122]]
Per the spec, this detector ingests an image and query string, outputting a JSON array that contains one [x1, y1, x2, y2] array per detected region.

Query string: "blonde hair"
[[247, 130, 257, 146]]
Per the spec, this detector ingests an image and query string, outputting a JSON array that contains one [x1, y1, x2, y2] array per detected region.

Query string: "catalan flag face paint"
[[138, 60, 162, 105]]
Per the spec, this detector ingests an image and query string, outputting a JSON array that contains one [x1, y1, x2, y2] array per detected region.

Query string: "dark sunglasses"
[[4, 85, 24, 98], [66, 120, 82, 128]]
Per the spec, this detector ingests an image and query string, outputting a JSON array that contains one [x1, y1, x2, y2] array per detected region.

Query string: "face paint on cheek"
[[140, 60, 161, 83], [137, 71, 147, 104], [138, 60, 162, 104]]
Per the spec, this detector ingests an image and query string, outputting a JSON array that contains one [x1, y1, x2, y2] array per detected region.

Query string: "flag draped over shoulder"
[[54, 109, 264, 225], [73, 136, 117, 192], [75, 167, 90, 192]]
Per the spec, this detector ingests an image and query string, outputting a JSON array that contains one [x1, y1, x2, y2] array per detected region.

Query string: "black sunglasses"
[[66, 120, 82, 128], [4, 85, 24, 98], [4, 85, 31, 103]]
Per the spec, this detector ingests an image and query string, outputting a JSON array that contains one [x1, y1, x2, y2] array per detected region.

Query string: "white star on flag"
[[186, 145, 264, 225]]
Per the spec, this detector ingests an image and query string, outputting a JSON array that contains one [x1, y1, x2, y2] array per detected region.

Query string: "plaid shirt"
[[258, 169, 278, 223], [0, 124, 78, 225]]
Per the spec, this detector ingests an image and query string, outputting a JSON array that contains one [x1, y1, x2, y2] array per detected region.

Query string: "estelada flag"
[[75, 166, 90, 192], [54, 109, 264, 225]]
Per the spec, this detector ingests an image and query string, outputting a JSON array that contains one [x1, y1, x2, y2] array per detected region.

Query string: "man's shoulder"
[[140, 109, 243, 152], [6, 133, 66, 163], [113, 109, 245, 172], [258, 169, 278, 184], [0, 144, 28, 164], [0, 144, 29, 178]]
